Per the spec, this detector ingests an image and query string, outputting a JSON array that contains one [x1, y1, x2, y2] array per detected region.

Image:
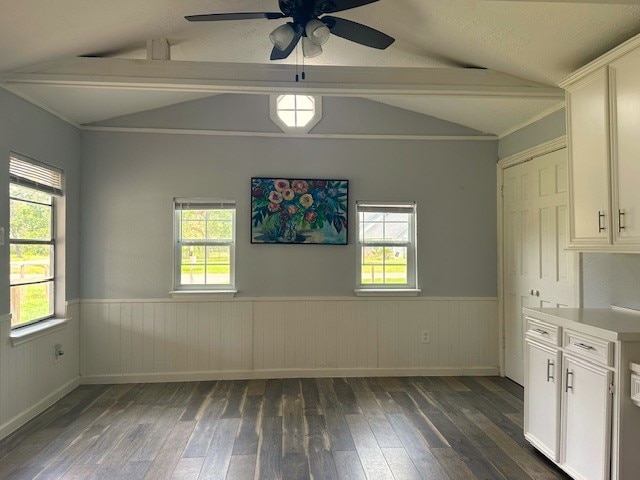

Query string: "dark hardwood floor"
[[0, 377, 570, 479]]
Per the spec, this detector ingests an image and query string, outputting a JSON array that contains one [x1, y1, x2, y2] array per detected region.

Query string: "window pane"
[[10, 282, 54, 327], [278, 94, 296, 110], [278, 110, 297, 128], [181, 246, 205, 284], [181, 209, 206, 221], [361, 265, 384, 284], [10, 198, 52, 240], [361, 222, 384, 242], [296, 110, 315, 127], [10, 244, 54, 285], [362, 246, 382, 265], [207, 209, 233, 221], [384, 222, 409, 242], [207, 220, 233, 241], [296, 95, 315, 110], [385, 265, 407, 284], [206, 246, 230, 265], [182, 220, 206, 240], [10, 184, 52, 204], [385, 213, 410, 222], [206, 265, 231, 285]]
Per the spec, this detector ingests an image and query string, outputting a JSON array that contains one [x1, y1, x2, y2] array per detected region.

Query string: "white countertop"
[[523, 307, 640, 341]]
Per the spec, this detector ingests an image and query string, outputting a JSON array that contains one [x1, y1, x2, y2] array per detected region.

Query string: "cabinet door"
[[524, 339, 561, 461], [567, 69, 612, 247], [610, 50, 640, 247], [561, 355, 612, 480]]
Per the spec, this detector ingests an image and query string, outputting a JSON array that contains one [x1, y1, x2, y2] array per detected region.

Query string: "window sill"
[[10, 318, 69, 347], [170, 290, 237, 300], [354, 288, 422, 297]]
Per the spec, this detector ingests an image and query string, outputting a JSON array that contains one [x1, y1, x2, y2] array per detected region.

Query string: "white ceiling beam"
[[0, 57, 564, 100], [146, 39, 171, 61]]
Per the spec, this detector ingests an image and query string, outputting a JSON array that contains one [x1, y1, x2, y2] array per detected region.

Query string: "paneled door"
[[503, 148, 579, 385]]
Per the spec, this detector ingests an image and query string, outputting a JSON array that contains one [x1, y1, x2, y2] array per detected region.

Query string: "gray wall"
[[81, 97, 498, 299], [498, 108, 566, 159], [0, 88, 81, 314]]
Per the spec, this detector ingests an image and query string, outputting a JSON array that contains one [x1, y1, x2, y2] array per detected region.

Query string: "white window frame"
[[173, 198, 236, 292], [356, 202, 419, 294], [269, 94, 323, 134], [9, 153, 63, 329]]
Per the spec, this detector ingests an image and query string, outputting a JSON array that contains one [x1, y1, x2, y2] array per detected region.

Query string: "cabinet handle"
[[532, 328, 548, 336], [619, 210, 626, 233], [547, 359, 554, 382], [574, 342, 595, 351], [565, 370, 574, 393], [598, 211, 606, 233]]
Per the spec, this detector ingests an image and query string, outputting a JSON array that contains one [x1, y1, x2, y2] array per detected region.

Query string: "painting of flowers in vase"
[[251, 177, 348, 244]]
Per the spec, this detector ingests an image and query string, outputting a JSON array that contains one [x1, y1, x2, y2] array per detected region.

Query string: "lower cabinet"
[[524, 339, 561, 460], [560, 355, 613, 480], [525, 337, 613, 480]]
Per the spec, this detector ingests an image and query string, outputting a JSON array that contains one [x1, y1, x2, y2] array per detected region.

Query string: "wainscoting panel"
[[80, 297, 498, 382], [0, 302, 80, 439]]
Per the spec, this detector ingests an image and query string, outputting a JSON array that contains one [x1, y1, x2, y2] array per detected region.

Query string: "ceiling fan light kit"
[[270, 24, 297, 51], [305, 19, 331, 46], [185, 0, 395, 61], [302, 37, 323, 58]]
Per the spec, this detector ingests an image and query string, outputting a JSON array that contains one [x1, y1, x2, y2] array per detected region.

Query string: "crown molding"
[[498, 135, 567, 169]]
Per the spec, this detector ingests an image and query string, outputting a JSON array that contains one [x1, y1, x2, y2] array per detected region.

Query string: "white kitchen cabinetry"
[[523, 308, 640, 480], [560, 354, 612, 480], [524, 338, 561, 460], [561, 34, 640, 252]]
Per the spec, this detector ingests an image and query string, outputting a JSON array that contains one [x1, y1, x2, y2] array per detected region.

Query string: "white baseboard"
[[80, 366, 500, 385], [0, 377, 80, 440]]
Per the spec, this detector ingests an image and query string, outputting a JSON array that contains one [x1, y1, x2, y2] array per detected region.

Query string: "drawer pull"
[[619, 209, 626, 233], [574, 342, 596, 351], [547, 359, 554, 382], [566, 370, 574, 393], [532, 328, 548, 336]]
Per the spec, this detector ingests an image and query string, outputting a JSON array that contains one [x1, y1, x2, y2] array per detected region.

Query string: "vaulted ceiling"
[[2, 0, 640, 135]]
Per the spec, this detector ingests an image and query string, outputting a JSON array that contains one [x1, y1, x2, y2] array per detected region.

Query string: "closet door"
[[503, 149, 579, 386]]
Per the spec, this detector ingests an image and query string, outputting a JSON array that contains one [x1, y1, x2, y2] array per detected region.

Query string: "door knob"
[[529, 289, 535, 295], [535, 290, 540, 297]]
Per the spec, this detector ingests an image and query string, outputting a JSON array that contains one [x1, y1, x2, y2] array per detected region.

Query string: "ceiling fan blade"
[[270, 26, 303, 60], [319, 0, 380, 14], [185, 12, 286, 22], [322, 16, 394, 49]]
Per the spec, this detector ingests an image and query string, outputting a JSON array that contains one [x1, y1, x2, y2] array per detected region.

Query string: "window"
[[9, 155, 63, 328], [357, 202, 418, 290], [174, 199, 236, 291], [270, 94, 322, 133]]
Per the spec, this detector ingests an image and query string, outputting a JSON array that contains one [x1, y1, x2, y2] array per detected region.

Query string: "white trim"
[[0, 377, 80, 441], [559, 32, 640, 88], [170, 290, 237, 299], [82, 125, 497, 142], [66, 298, 81, 306], [610, 305, 640, 315], [354, 289, 422, 297], [498, 136, 567, 169], [269, 94, 323, 134], [78, 296, 497, 304], [497, 102, 566, 139], [79, 367, 500, 385], [9, 318, 69, 347], [0, 84, 81, 129]]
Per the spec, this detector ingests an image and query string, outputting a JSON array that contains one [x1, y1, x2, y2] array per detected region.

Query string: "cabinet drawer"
[[526, 317, 561, 346], [563, 329, 614, 367]]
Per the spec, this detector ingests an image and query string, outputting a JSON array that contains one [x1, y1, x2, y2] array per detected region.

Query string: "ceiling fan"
[[185, 0, 395, 60]]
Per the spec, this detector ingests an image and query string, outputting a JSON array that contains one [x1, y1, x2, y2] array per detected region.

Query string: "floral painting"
[[251, 177, 348, 244]]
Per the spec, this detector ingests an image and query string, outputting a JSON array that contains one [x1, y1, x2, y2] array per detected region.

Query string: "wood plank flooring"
[[0, 377, 570, 479]]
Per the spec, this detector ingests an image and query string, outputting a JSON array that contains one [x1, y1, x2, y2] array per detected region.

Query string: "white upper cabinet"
[[562, 34, 640, 252], [610, 49, 640, 246], [566, 70, 612, 247]]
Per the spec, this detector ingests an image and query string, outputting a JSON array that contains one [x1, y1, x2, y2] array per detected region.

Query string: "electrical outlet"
[[421, 330, 431, 344], [54, 344, 64, 364]]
